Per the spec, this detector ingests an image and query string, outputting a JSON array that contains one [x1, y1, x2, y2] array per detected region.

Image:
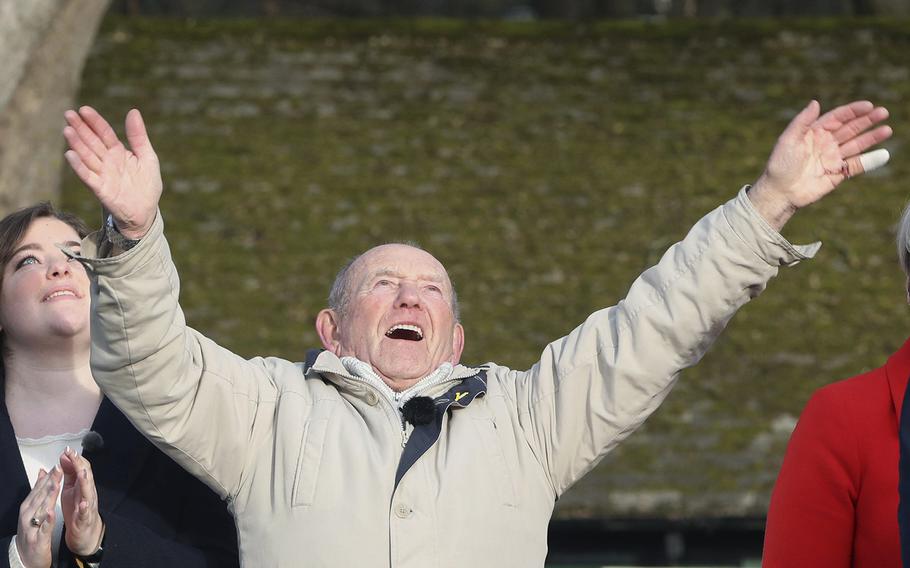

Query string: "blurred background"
[[3, 1, 909, 565]]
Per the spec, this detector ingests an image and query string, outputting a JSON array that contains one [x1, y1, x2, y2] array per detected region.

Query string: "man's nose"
[[396, 282, 421, 308]]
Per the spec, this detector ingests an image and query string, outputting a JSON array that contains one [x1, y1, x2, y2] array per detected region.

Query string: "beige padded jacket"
[[78, 187, 817, 567]]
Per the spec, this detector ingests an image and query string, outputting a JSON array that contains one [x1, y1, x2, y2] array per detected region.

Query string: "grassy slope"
[[63, 17, 910, 518]]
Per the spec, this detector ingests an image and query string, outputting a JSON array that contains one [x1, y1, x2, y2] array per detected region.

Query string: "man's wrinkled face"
[[317, 244, 464, 390]]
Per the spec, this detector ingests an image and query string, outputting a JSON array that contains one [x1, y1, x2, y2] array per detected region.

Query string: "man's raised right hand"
[[64, 106, 162, 240]]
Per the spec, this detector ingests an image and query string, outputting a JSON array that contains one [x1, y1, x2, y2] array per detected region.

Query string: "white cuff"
[[8, 537, 27, 568]]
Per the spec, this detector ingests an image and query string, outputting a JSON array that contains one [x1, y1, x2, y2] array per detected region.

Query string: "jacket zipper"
[[394, 391, 409, 448]]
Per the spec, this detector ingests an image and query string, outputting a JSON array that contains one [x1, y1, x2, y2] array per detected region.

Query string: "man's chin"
[[374, 359, 433, 386]]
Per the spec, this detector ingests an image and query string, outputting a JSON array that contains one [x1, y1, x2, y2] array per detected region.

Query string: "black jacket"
[[0, 397, 239, 567]]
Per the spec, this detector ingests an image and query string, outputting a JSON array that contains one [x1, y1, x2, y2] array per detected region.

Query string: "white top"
[[8, 430, 89, 568]]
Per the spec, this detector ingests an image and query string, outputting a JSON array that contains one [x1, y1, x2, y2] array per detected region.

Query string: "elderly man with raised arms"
[[62, 101, 890, 567]]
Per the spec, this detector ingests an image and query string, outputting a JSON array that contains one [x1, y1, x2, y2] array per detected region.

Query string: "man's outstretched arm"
[[500, 100, 891, 496], [63, 106, 282, 500]]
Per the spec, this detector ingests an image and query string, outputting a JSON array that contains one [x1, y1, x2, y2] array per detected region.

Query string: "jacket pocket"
[[472, 417, 518, 508], [292, 418, 328, 507]]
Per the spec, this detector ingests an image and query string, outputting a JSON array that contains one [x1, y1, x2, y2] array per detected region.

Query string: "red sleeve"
[[763, 386, 860, 568]]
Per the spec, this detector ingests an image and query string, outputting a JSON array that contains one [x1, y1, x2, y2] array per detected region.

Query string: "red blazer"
[[763, 337, 910, 567]]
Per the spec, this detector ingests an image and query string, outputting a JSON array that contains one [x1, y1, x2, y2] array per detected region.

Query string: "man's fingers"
[[125, 108, 157, 161], [815, 100, 875, 130], [63, 126, 104, 174], [838, 125, 894, 158], [831, 106, 889, 144], [65, 109, 109, 159], [64, 151, 102, 191], [78, 105, 122, 149]]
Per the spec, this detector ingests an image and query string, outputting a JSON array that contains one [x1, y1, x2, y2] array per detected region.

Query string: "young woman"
[[0, 203, 238, 568]]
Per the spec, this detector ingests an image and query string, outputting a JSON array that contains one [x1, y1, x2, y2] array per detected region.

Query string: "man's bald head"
[[328, 242, 460, 321]]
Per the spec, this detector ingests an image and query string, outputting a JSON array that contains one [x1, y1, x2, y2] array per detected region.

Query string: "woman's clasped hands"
[[14, 448, 103, 568]]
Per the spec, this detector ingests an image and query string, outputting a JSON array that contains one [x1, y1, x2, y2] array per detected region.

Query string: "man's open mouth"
[[385, 324, 423, 341]]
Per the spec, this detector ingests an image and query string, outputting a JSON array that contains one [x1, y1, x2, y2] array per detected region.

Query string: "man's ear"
[[316, 309, 342, 355], [450, 323, 465, 364]]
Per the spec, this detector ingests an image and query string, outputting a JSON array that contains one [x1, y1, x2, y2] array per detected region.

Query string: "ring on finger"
[[29, 516, 41, 528]]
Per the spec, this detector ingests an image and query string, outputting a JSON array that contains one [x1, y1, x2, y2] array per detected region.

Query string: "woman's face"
[[0, 218, 89, 349]]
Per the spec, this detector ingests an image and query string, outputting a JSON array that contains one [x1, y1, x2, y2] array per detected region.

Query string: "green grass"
[[64, 16, 910, 518]]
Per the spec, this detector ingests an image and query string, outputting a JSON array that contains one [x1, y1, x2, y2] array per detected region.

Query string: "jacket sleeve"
[[78, 211, 281, 501], [762, 388, 856, 567], [495, 187, 819, 496]]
